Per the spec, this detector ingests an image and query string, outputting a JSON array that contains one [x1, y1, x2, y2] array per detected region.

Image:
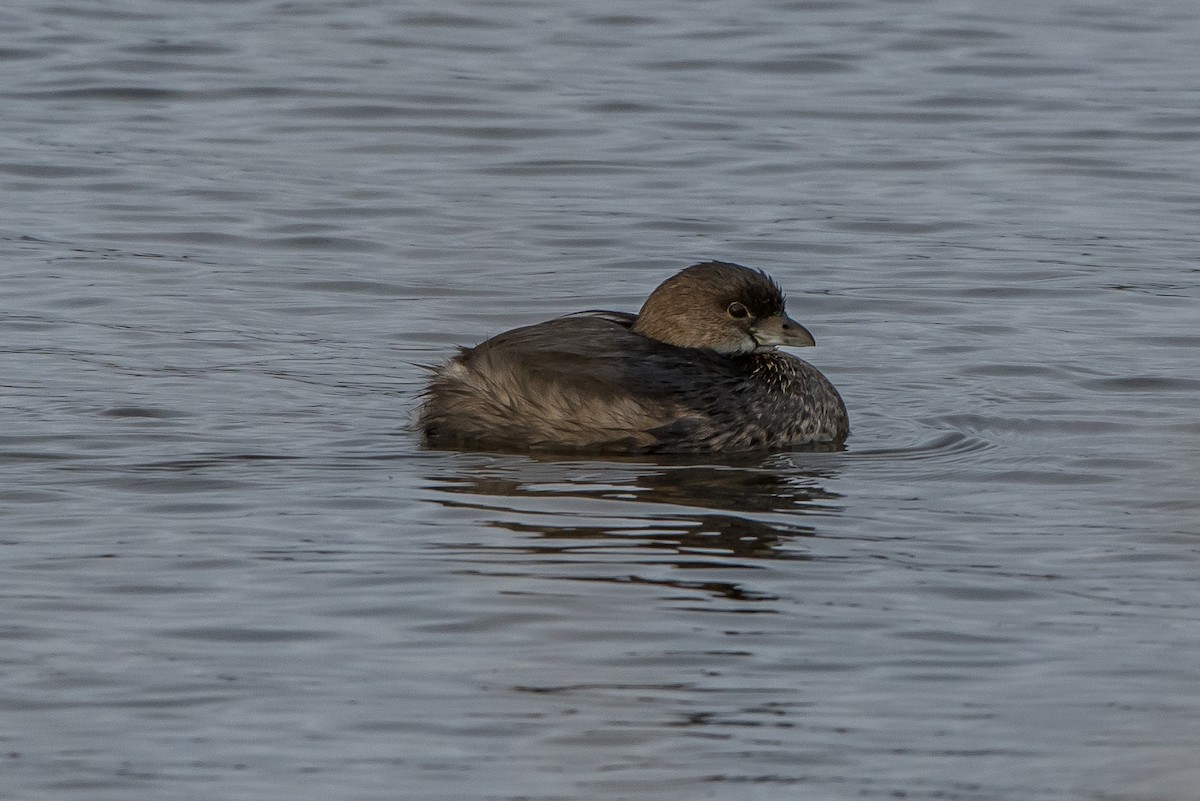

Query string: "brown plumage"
[[418, 261, 848, 454]]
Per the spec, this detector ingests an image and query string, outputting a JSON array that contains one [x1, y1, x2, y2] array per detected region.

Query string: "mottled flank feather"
[[419, 261, 848, 454]]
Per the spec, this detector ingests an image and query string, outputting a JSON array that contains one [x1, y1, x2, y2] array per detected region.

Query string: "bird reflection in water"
[[423, 453, 842, 602]]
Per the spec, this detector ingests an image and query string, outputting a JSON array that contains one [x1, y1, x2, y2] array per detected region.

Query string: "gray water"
[[2, 1, 1199, 799]]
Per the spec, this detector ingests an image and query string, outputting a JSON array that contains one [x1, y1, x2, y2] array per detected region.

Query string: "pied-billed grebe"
[[419, 261, 848, 453]]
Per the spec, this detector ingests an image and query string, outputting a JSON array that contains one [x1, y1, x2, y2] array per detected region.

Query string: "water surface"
[[2, 1, 1199, 799]]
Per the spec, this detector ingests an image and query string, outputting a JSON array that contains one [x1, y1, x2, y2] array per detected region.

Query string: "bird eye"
[[727, 302, 749, 319]]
